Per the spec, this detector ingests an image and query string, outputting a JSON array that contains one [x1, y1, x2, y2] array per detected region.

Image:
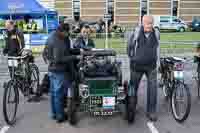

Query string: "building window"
[[108, 0, 114, 22], [73, 0, 80, 21], [173, 0, 178, 16], [141, 0, 147, 16]]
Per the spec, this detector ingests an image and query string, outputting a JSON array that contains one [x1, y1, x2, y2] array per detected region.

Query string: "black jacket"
[[47, 31, 80, 76], [3, 28, 25, 56], [73, 35, 95, 49]]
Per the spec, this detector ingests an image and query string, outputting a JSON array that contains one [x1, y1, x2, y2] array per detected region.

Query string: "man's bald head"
[[142, 15, 154, 32]]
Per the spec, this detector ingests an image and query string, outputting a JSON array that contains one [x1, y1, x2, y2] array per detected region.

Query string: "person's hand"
[[76, 55, 82, 60], [80, 48, 84, 54]]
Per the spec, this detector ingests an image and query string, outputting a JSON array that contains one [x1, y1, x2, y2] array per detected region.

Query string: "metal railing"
[[0, 33, 199, 56]]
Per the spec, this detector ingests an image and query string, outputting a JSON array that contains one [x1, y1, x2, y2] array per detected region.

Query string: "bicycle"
[[3, 49, 40, 125], [159, 56, 191, 123]]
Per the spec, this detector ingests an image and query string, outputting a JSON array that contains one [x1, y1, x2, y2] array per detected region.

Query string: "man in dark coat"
[[73, 25, 95, 49], [46, 23, 80, 123]]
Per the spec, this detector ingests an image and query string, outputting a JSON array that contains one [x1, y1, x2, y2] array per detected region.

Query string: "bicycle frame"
[[160, 57, 185, 97], [7, 56, 30, 95]]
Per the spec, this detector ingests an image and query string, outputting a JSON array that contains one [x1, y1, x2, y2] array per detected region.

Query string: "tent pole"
[[10, 14, 12, 20], [45, 14, 48, 34], [57, 15, 59, 24]]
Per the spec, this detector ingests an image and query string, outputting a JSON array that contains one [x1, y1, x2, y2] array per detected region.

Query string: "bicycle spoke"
[[174, 83, 188, 119]]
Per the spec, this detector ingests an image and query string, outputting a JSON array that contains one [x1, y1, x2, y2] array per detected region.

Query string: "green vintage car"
[[67, 48, 126, 125]]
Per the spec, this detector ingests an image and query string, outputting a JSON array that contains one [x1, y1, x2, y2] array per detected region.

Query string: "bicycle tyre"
[[3, 80, 19, 125], [171, 82, 191, 123]]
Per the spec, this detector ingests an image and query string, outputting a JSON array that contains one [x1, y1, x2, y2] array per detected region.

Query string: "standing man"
[[3, 20, 25, 56], [46, 23, 80, 123], [73, 25, 95, 49], [3, 20, 25, 77], [127, 15, 160, 123]]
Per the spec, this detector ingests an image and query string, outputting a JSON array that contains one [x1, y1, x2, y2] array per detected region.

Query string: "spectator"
[[73, 25, 95, 49], [127, 15, 160, 123], [46, 23, 80, 123], [3, 20, 25, 77]]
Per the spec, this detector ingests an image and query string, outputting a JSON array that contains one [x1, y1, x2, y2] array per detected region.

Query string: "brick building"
[[38, 0, 200, 25], [149, 0, 171, 15], [179, 0, 200, 22], [80, 0, 105, 21], [114, 0, 140, 27]]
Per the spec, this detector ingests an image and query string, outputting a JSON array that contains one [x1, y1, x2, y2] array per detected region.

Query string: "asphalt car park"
[[0, 55, 200, 133]]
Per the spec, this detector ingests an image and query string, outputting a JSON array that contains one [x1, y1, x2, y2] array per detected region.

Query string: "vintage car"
[[66, 48, 126, 125]]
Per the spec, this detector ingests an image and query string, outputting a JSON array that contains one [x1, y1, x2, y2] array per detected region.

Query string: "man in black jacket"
[[3, 20, 25, 77], [3, 20, 25, 56], [127, 16, 160, 123], [73, 25, 95, 49], [46, 23, 80, 123]]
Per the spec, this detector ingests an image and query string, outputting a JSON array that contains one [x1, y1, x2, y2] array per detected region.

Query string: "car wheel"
[[179, 27, 185, 32]]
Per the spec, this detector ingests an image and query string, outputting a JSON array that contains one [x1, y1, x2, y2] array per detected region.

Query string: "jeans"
[[48, 72, 65, 120], [129, 68, 157, 113]]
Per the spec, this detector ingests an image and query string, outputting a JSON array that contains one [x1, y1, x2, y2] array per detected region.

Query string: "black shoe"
[[69, 112, 77, 125], [146, 113, 158, 122], [56, 114, 68, 123], [27, 96, 41, 103], [56, 119, 66, 123]]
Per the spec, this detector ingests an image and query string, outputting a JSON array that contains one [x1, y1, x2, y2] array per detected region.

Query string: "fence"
[[0, 33, 200, 57], [0, 34, 199, 75]]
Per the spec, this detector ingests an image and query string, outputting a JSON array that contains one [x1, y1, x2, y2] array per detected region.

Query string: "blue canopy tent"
[[0, 0, 58, 33]]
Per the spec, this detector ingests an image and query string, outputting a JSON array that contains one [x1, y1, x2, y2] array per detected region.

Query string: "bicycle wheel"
[[171, 82, 191, 123], [3, 80, 19, 125], [29, 64, 40, 96]]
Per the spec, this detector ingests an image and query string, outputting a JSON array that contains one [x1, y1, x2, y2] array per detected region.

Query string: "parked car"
[[153, 16, 188, 32], [191, 16, 200, 31]]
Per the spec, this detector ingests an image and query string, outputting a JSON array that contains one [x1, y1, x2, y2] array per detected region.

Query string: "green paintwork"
[[86, 77, 117, 96]]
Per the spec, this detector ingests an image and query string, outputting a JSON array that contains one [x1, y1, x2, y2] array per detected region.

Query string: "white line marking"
[[147, 122, 159, 133], [0, 126, 10, 133]]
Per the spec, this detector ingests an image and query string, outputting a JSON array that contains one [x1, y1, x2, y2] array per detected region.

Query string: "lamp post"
[[105, 0, 109, 49]]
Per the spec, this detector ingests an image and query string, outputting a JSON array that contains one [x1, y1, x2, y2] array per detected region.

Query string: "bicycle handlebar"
[[7, 55, 27, 60]]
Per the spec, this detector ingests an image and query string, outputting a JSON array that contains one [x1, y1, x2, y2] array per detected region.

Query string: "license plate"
[[8, 59, 18, 67], [93, 111, 113, 116], [103, 97, 115, 109], [174, 71, 183, 79]]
